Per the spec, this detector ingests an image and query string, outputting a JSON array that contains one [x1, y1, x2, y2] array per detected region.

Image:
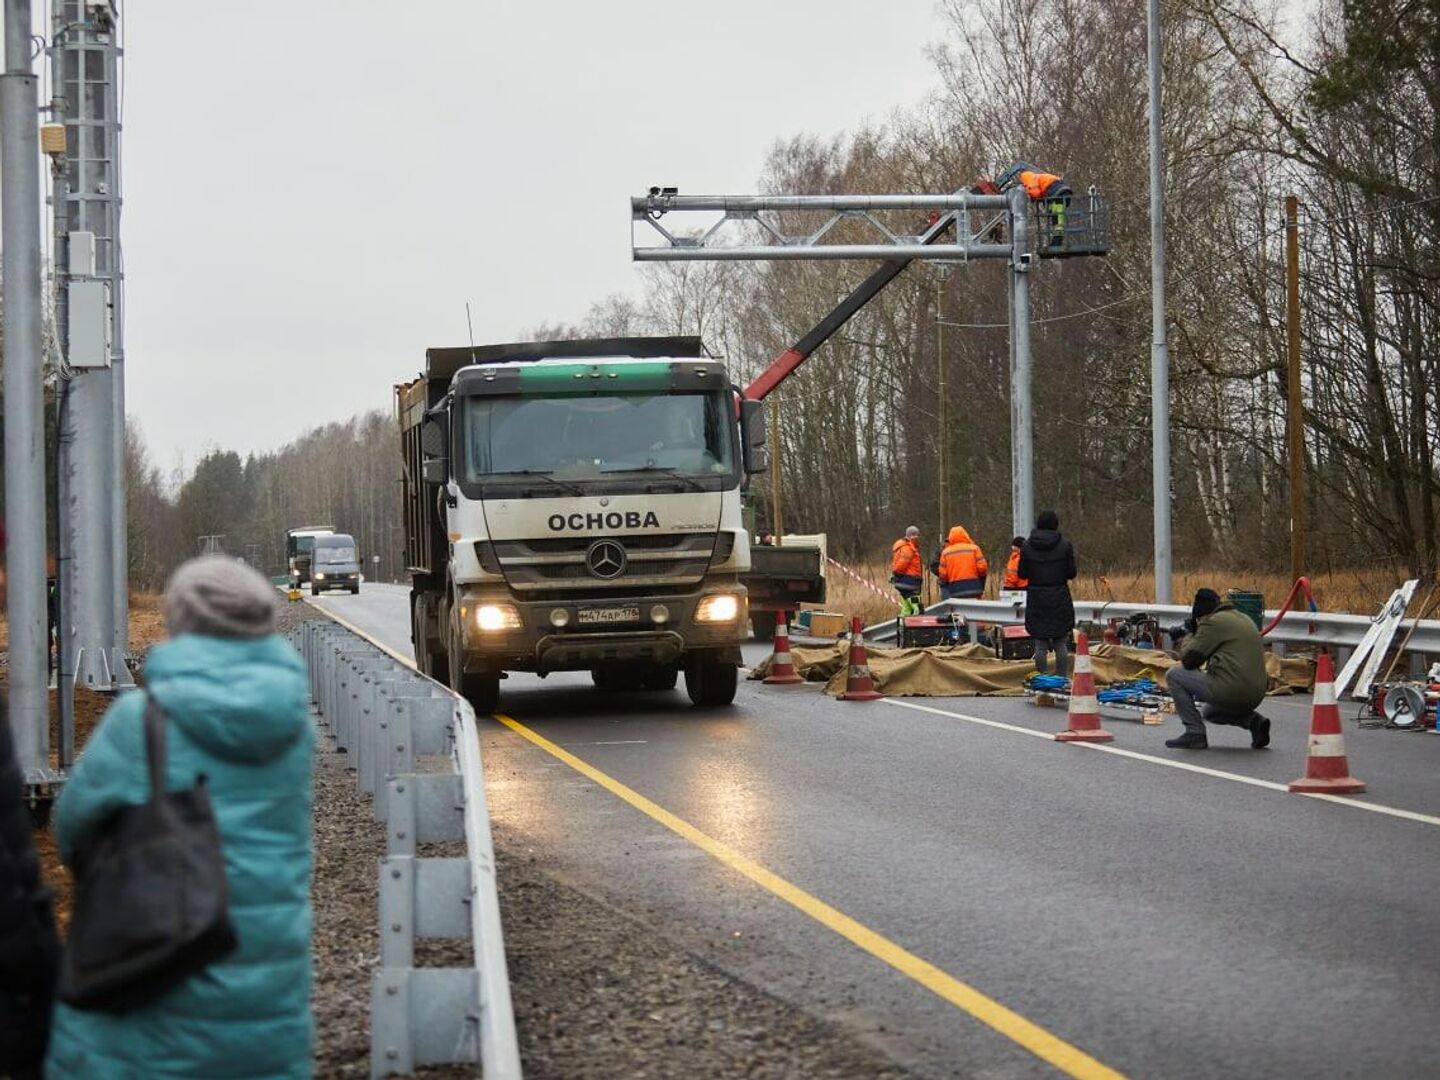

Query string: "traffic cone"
[[763, 612, 804, 685], [1289, 652, 1365, 794], [839, 617, 883, 701], [1055, 633, 1113, 742]]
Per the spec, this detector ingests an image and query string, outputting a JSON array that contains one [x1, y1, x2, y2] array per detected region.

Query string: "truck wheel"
[[750, 610, 777, 642], [350, 583, 360, 595], [685, 657, 738, 707], [311, 584, 320, 596], [592, 665, 645, 692], [642, 664, 679, 691], [448, 621, 500, 714]]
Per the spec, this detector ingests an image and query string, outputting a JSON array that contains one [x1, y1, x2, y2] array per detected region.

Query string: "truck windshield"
[[461, 392, 734, 483]]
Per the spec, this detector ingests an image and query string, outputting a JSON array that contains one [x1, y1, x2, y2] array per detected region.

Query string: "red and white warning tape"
[[825, 556, 897, 605]]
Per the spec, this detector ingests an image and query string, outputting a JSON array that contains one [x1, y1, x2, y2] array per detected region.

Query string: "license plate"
[[576, 606, 640, 625]]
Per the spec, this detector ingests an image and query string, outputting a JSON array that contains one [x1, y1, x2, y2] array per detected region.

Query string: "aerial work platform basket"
[[1035, 189, 1109, 258]]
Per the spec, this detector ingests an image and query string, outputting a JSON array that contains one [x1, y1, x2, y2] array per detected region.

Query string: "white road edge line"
[[883, 698, 1440, 829]]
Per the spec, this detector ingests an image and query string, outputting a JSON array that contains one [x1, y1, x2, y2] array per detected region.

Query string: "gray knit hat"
[[165, 555, 278, 639]]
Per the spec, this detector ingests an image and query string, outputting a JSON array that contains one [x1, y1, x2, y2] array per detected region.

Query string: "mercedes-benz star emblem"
[[586, 539, 627, 580]]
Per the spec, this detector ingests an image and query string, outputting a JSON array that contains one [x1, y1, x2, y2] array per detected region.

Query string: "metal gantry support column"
[[1146, 0, 1173, 604], [2, 0, 53, 778], [52, 0, 127, 690], [1008, 186, 1035, 537]]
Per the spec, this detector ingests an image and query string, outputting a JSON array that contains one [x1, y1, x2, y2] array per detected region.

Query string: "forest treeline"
[[125, 411, 403, 590], [116, 0, 1440, 587]]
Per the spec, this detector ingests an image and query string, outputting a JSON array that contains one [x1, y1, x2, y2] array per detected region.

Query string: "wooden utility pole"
[[769, 395, 783, 540], [1284, 195, 1306, 581]]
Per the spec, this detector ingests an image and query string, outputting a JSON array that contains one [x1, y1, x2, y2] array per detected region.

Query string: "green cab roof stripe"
[[518, 361, 674, 392]]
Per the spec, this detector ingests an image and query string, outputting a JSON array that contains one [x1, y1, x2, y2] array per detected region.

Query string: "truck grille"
[[493, 533, 716, 592]]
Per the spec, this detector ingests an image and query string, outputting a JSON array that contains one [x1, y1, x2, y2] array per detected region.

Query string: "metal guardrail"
[[866, 597, 1440, 663], [296, 621, 521, 1080]]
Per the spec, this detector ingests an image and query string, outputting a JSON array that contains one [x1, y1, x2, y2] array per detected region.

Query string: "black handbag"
[[59, 695, 238, 1012]]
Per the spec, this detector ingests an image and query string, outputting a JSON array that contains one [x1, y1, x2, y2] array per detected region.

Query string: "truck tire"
[[642, 664, 679, 691], [311, 584, 321, 596], [684, 656, 738, 707], [350, 583, 360, 595], [750, 610, 777, 641], [412, 594, 449, 683], [448, 620, 500, 714], [592, 665, 646, 692]]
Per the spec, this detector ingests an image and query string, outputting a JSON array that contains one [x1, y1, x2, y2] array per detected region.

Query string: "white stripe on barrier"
[[1307, 733, 1348, 757], [1314, 682, 1336, 707], [1073, 654, 1093, 674], [1067, 695, 1100, 714]]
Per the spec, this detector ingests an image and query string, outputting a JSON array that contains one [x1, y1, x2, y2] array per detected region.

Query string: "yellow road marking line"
[[885, 699, 1440, 828], [494, 711, 1126, 1080]]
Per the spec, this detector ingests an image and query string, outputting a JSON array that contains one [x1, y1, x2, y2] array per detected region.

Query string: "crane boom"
[[743, 202, 967, 400]]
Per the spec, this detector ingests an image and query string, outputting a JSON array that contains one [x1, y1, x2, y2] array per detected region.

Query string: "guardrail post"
[[306, 617, 519, 1080], [385, 773, 464, 856]]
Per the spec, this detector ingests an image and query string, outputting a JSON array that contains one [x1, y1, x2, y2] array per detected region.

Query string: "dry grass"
[[815, 558, 1422, 626], [1, 593, 169, 929]]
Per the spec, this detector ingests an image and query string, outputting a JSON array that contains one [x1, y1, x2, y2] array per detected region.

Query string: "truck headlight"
[[314, 572, 326, 580], [695, 594, 740, 623], [476, 603, 522, 632]]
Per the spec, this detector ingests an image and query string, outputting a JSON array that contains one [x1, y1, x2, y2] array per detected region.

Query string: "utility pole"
[[52, 0, 127, 690], [1008, 185, 1035, 538], [1146, 0, 1173, 604], [3, 0, 53, 781], [768, 397, 782, 539], [1284, 195, 1306, 581], [936, 269, 948, 540]]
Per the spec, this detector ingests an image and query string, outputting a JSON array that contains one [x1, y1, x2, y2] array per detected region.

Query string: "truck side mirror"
[[421, 415, 449, 484], [741, 399, 769, 474], [421, 414, 448, 458]]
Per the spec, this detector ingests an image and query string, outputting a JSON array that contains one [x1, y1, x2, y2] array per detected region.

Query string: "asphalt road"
[[313, 583, 1440, 1079]]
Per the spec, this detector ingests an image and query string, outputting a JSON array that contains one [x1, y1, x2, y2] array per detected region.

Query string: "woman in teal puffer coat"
[[47, 556, 313, 1079]]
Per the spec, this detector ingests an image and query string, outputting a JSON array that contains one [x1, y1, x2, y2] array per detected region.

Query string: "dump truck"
[[397, 337, 768, 713]]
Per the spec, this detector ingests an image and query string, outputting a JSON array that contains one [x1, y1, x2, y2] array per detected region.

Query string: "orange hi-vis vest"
[[937, 525, 988, 596], [891, 537, 923, 580], [1003, 547, 1028, 590], [1019, 170, 1065, 200]]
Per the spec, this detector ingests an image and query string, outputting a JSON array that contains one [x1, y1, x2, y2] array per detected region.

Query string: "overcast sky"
[[103, 1, 947, 471]]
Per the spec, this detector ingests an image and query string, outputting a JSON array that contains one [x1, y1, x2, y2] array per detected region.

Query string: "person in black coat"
[[0, 700, 61, 1079], [1019, 509, 1077, 676]]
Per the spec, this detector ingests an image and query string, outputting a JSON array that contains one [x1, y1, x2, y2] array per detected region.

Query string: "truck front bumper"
[[456, 584, 746, 673]]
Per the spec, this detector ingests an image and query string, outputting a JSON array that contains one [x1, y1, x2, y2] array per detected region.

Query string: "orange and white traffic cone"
[[1289, 652, 1365, 794], [1055, 633, 1113, 742], [839, 617, 883, 701], [763, 612, 804, 685]]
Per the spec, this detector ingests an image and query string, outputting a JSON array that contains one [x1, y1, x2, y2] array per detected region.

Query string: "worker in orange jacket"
[[890, 525, 924, 616], [998, 162, 1073, 248], [931, 524, 989, 600], [1002, 536, 1028, 592]]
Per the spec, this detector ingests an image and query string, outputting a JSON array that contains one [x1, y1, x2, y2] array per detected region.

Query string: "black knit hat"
[[1192, 588, 1221, 621]]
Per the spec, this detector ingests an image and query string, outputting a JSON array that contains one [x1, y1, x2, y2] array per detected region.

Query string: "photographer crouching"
[[1163, 588, 1272, 750]]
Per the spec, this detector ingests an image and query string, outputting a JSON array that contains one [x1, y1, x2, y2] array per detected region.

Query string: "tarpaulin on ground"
[[749, 641, 1315, 699]]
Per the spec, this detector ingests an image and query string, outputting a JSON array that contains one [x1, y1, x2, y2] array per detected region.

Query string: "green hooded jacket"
[[46, 633, 312, 1079], [1182, 603, 1268, 712]]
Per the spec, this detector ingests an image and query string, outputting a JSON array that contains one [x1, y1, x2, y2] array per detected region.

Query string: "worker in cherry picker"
[[932, 524, 989, 601], [890, 525, 925, 616], [998, 162, 1073, 248]]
